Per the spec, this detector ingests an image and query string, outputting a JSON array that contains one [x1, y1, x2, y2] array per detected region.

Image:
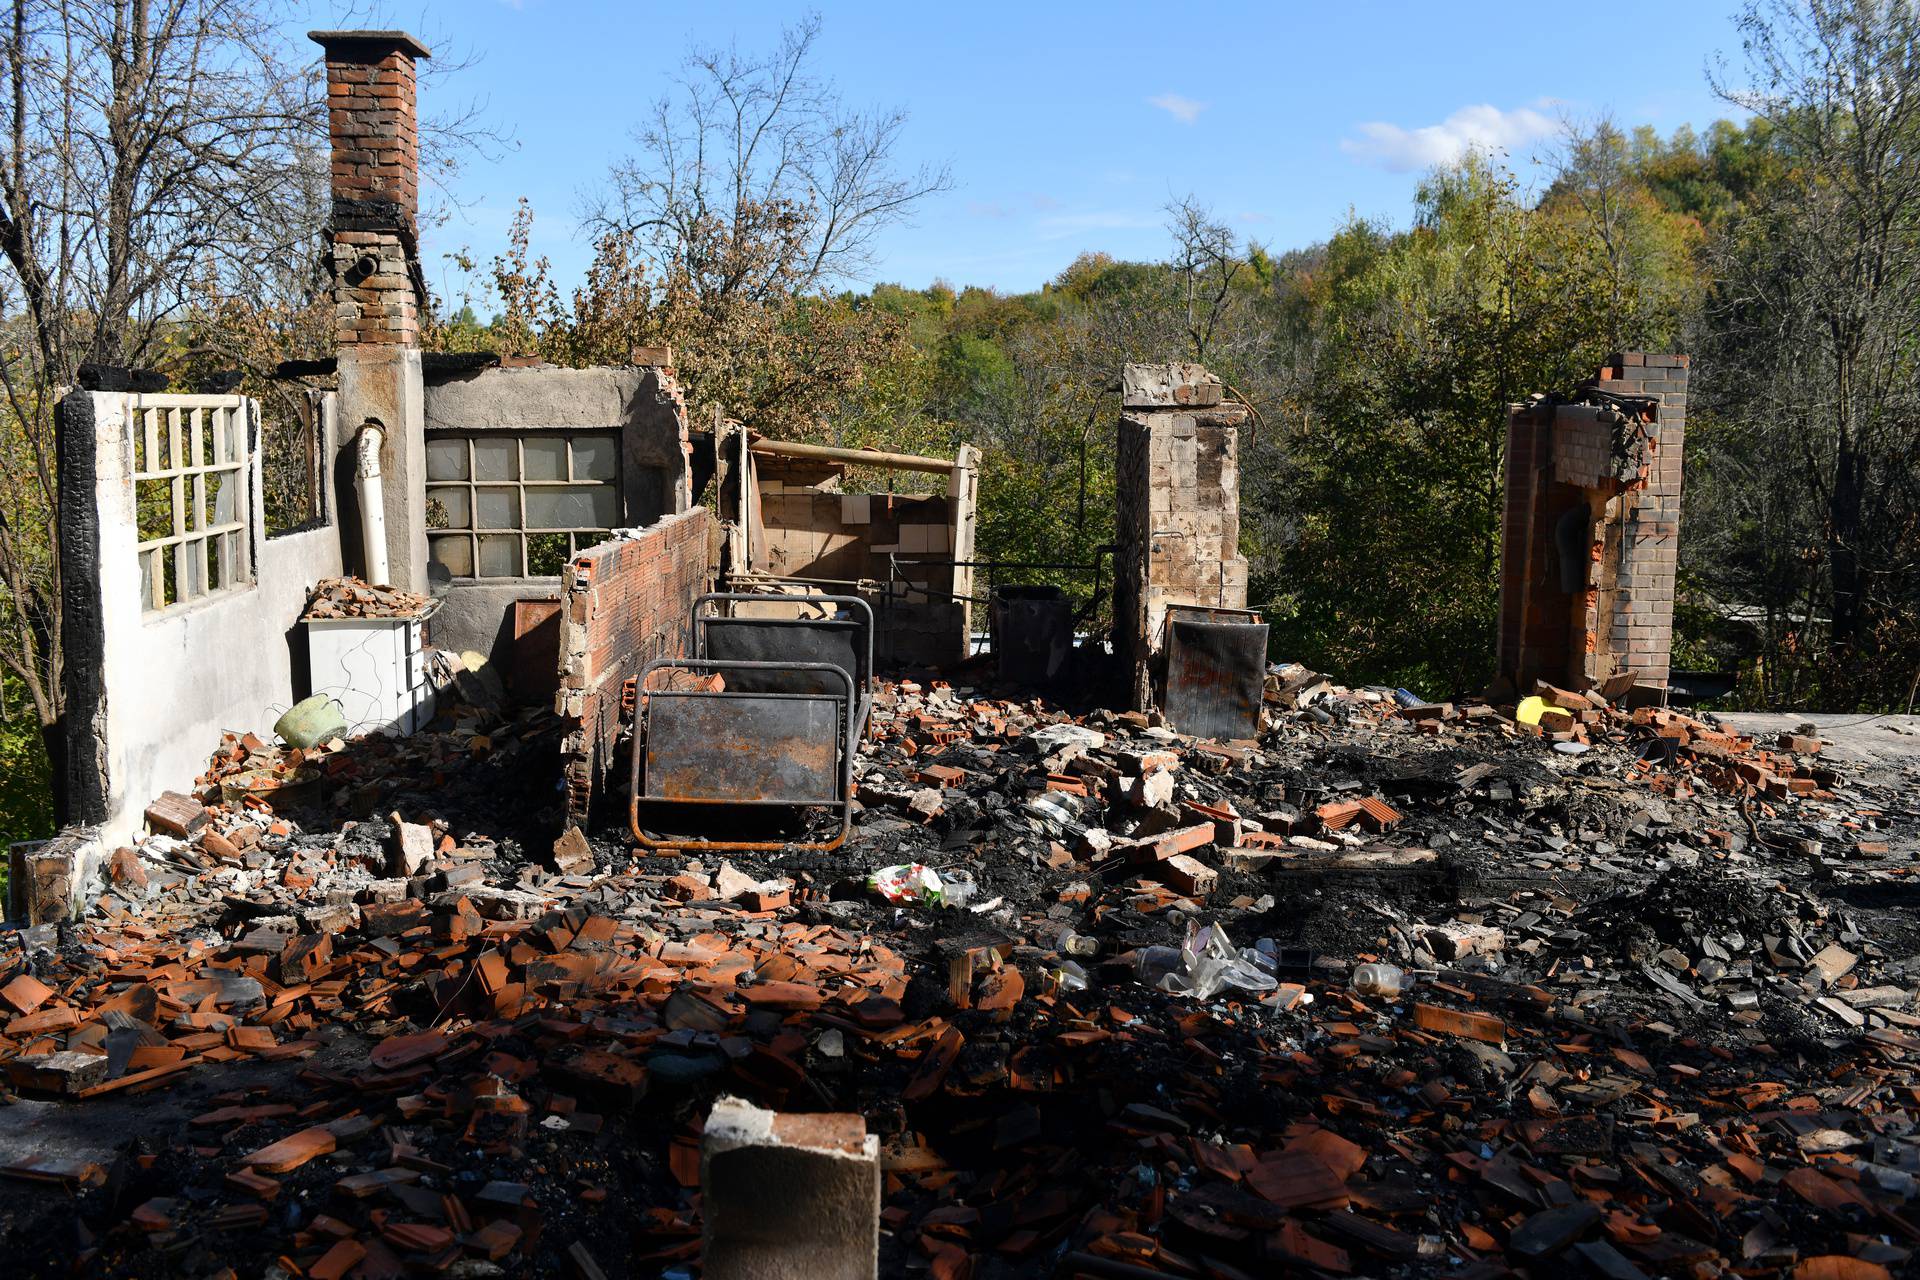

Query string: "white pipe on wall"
[[354, 421, 390, 586]]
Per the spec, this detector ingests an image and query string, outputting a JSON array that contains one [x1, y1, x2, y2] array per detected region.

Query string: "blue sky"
[[302, 1, 1751, 303]]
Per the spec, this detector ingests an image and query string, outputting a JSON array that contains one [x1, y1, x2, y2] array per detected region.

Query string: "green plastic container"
[[274, 695, 348, 749]]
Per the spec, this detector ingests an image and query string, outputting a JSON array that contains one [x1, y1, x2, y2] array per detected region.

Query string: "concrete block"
[[701, 1096, 879, 1280], [1121, 362, 1224, 409]]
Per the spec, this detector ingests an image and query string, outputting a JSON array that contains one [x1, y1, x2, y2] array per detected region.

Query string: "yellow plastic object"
[[1515, 695, 1548, 726]]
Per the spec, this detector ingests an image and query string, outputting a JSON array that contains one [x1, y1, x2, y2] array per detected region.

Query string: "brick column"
[[1495, 353, 1687, 695], [311, 30, 431, 590], [1112, 363, 1249, 711], [1595, 354, 1687, 686]]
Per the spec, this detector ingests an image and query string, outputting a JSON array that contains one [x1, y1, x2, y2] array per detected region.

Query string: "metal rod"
[[748, 438, 955, 474]]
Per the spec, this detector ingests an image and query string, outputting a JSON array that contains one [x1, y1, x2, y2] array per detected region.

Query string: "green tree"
[[1695, 0, 1920, 705], [1265, 155, 1650, 695]]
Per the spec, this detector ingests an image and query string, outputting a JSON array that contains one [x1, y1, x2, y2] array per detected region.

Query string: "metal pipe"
[[747, 437, 956, 474], [354, 421, 390, 586]]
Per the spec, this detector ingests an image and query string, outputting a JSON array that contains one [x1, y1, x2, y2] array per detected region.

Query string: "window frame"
[[425, 429, 623, 580], [132, 398, 254, 613]]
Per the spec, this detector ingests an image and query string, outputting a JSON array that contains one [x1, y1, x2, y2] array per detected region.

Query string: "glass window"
[[422, 431, 621, 579], [474, 486, 519, 530], [426, 437, 469, 480], [572, 435, 618, 481], [427, 487, 470, 529], [474, 437, 518, 481], [478, 534, 520, 578], [429, 534, 473, 577], [523, 436, 567, 481]]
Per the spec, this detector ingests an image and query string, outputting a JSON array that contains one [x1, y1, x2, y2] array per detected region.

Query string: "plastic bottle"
[[1049, 960, 1090, 993], [1350, 963, 1409, 998], [941, 869, 978, 909]]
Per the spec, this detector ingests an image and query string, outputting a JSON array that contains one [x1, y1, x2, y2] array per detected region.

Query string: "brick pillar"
[[313, 29, 427, 348], [1495, 353, 1687, 695], [311, 30, 431, 590], [1594, 354, 1687, 687], [1112, 363, 1249, 711]]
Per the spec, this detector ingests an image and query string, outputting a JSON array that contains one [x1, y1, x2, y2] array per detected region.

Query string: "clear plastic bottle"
[[1350, 963, 1409, 998], [1049, 960, 1090, 992], [941, 869, 978, 908]]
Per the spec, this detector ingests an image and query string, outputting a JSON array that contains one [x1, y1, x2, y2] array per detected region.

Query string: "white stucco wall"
[[79, 392, 345, 846]]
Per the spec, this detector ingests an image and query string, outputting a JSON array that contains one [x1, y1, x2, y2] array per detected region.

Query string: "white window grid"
[[132, 397, 252, 613], [425, 432, 621, 579]]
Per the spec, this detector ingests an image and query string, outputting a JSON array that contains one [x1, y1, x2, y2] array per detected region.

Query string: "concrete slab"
[[1713, 713, 1920, 767]]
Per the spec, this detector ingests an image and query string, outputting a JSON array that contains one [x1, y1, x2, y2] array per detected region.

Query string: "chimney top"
[[308, 29, 431, 61]]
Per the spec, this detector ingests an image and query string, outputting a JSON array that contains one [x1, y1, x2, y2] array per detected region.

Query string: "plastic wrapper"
[[1136, 921, 1279, 999], [867, 863, 945, 906]]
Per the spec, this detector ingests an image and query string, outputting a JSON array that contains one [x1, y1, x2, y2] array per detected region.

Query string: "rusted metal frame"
[[629, 657, 856, 852], [694, 590, 875, 741], [693, 591, 874, 698], [1162, 606, 1269, 742]]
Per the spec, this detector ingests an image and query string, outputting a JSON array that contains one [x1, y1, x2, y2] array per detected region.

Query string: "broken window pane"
[[430, 534, 473, 578], [212, 469, 236, 529], [525, 485, 616, 529], [572, 435, 618, 481], [477, 534, 520, 578], [474, 486, 518, 530], [527, 532, 571, 576], [426, 437, 469, 480], [427, 487, 469, 529], [523, 436, 566, 481]]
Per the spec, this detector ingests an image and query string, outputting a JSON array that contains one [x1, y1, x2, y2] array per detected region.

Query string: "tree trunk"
[[1827, 434, 1865, 653]]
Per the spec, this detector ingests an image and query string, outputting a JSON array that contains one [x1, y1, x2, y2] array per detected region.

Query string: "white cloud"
[[1341, 102, 1558, 172], [1147, 92, 1207, 125]]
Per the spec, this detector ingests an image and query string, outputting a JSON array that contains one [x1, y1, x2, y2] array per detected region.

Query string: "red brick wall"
[[556, 508, 715, 823], [1497, 353, 1687, 693], [1496, 402, 1567, 683]]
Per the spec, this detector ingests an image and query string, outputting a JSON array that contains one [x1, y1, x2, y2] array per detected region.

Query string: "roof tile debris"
[[302, 575, 436, 620], [1, 667, 1916, 1277]]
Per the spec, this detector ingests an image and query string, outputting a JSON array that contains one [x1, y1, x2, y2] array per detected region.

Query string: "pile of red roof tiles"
[[1, 671, 1915, 1278]]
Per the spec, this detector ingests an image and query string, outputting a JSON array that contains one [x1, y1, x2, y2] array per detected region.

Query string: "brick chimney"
[[312, 30, 433, 591], [1496, 353, 1688, 697], [310, 30, 430, 348]]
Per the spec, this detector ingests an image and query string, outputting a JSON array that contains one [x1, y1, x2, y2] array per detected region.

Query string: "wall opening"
[[130, 396, 254, 613], [424, 430, 624, 579]]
